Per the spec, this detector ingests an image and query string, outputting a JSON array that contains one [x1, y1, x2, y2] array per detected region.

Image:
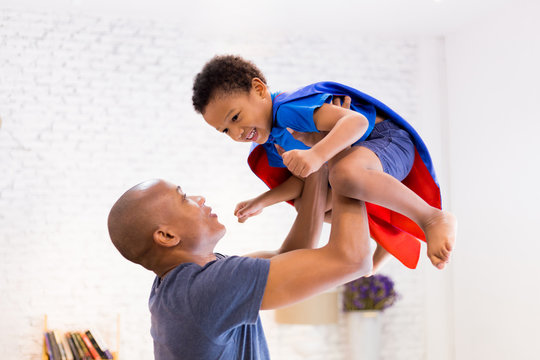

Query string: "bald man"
[[107, 167, 372, 360]]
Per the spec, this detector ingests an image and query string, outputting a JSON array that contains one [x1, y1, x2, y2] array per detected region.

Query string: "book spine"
[[49, 331, 63, 360], [44, 332, 54, 360], [54, 331, 67, 360], [89, 329, 113, 360], [73, 332, 91, 360], [65, 333, 81, 360], [60, 334, 74, 360], [80, 332, 102, 360], [85, 330, 107, 359]]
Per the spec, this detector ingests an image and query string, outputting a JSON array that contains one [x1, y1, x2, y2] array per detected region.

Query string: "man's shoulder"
[[205, 255, 270, 274], [164, 255, 269, 284]]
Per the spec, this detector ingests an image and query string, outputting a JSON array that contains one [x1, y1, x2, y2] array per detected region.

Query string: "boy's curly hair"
[[192, 55, 267, 114]]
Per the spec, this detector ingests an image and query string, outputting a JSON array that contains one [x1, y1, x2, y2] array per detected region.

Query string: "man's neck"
[[156, 252, 218, 278]]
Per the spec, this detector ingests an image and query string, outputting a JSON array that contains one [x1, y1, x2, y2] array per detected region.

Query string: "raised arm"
[[244, 166, 328, 258], [260, 170, 372, 310]]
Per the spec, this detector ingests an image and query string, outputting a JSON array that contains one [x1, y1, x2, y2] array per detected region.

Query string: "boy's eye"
[[231, 114, 239, 122], [222, 128, 228, 134]]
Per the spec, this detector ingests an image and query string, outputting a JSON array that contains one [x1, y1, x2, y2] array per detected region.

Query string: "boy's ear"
[[153, 227, 181, 247], [251, 78, 267, 98]]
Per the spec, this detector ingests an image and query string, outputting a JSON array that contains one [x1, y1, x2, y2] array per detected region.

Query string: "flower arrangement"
[[342, 274, 399, 311]]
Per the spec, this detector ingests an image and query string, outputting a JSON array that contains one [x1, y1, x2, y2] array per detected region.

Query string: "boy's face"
[[203, 79, 273, 144]]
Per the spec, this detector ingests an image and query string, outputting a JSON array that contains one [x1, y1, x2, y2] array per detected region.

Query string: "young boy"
[[192, 55, 456, 270]]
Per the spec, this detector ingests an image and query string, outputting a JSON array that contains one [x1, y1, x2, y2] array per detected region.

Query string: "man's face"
[[156, 181, 226, 248], [203, 88, 273, 145]]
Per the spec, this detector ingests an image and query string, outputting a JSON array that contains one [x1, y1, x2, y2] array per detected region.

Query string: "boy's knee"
[[329, 163, 362, 195]]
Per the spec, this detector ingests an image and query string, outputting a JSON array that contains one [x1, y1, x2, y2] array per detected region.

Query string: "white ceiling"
[[1, 0, 520, 36]]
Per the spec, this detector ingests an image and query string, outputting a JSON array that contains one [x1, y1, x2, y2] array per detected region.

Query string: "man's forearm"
[[277, 166, 328, 254], [260, 193, 372, 310], [244, 168, 327, 259]]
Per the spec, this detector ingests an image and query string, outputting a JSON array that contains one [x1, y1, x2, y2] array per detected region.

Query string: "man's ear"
[[251, 78, 267, 98], [153, 227, 181, 247]]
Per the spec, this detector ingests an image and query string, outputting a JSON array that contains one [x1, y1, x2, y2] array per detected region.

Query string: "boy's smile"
[[202, 79, 274, 145]]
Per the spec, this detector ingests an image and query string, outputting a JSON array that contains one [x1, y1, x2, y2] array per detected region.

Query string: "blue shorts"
[[353, 120, 415, 181]]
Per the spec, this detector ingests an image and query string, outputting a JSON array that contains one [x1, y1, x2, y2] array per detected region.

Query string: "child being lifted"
[[192, 55, 456, 270]]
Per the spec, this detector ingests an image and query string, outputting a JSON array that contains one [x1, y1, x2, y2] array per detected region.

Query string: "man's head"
[[192, 55, 274, 144], [107, 179, 226, 273]]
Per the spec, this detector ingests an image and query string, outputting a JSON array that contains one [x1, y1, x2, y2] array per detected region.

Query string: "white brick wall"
[[0, 9, 433, 359]]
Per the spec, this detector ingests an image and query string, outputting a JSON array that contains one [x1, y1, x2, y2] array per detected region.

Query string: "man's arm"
[[260, 164, 372, 309], [244, 166, 328, 258]]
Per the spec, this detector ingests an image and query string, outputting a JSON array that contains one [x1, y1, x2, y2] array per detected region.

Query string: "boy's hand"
[[234, 198, 264, 223], [277, 95, 352, 178], [282, 148, 325, 178]]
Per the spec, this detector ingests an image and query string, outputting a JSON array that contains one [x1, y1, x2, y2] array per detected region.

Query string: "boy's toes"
[[429, 253, 447, 270]]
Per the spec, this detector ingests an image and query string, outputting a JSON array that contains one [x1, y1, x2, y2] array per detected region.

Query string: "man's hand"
[[234, 198, 264, 223]]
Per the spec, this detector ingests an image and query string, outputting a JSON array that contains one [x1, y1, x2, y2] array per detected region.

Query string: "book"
[[88, 329, 113, 360], [65, 332, 81, 360], [84, 330, 108, 359], [79, 331, 101, 360], [49, 331, 63, 360], [72, 332, 91, 360], [44, 332, 54, 360], [59, 334, 74, 360], [53, 331, 67, 360]]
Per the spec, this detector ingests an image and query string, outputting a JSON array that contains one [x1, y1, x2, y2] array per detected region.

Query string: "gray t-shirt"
[[149, 254, 271, 359]]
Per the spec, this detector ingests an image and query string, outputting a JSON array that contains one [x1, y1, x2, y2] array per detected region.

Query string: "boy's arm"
[[244, 166, 327, 258], [235, 175, 303, 222], [282, 96, 368, 178], [254, 175, 303, 208], [311, 102, 369, 160]]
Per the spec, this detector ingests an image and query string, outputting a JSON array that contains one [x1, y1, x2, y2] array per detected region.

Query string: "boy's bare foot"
[[423, 210, 457, 270]]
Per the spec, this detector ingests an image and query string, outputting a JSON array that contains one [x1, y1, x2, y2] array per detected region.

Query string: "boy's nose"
[[229, 126, 243, 141]]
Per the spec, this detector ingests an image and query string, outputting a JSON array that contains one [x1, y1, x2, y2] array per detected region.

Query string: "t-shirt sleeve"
[[188, 256, 270, 336], [275, 93, 333, 132]]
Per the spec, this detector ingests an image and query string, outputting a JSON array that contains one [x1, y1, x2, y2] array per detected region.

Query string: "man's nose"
[[193, 196, 206, 206]]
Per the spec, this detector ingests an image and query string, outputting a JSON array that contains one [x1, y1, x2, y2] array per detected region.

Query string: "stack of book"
[[43, 330, 114, 360]]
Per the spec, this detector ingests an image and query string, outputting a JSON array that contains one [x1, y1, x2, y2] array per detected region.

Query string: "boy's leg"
[[329, 145, 456, 270], [371, 244, 390, 275]]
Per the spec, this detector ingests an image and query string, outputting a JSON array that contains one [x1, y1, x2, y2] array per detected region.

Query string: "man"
[[107, 165, 372, 359]]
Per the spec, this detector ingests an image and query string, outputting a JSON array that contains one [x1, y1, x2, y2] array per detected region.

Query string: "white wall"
[[0, 9, 446, 359], [445, 1, 540, 358]]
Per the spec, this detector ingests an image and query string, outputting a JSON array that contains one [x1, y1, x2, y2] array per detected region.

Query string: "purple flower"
[[342, 274, 400, 311]]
